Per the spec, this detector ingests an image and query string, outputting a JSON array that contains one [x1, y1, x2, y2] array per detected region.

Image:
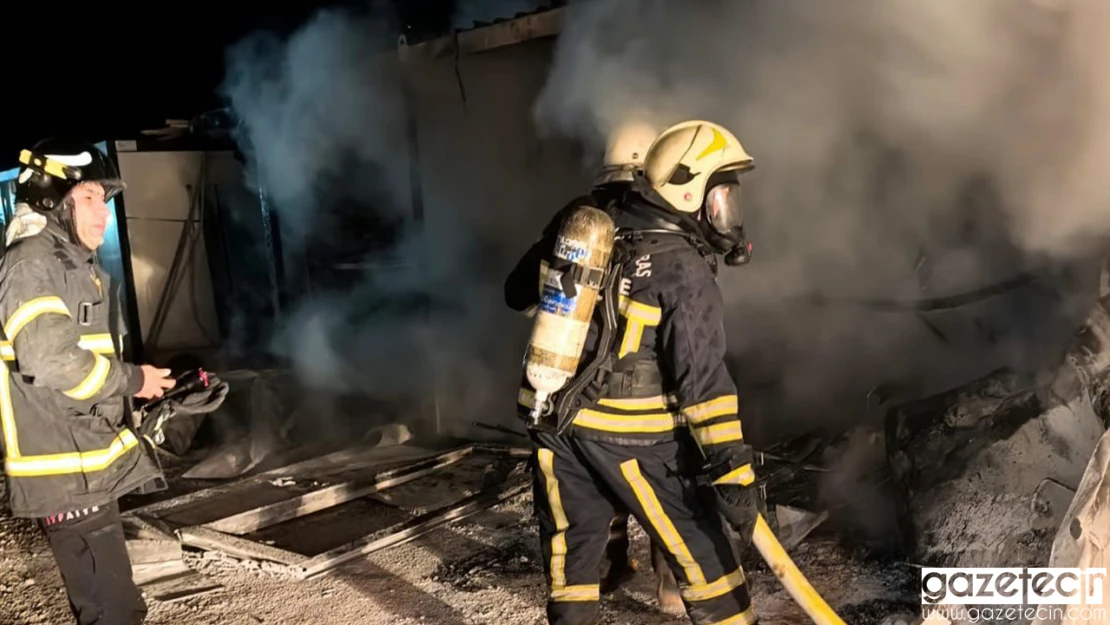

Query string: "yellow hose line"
[[752, 514, 848, 625]]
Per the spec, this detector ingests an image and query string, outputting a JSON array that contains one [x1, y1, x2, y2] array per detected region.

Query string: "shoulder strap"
[[620, 231, 696, 259]]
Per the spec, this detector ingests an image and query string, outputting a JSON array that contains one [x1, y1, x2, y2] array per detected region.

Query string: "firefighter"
[[506, 120, 761, 625], [504, 120, 685, 614], [0, 138, 177, 625]]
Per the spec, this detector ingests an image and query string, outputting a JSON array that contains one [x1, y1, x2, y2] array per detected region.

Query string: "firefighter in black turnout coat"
[[0, 138, 177, 625], [506, 120, 762, 625]]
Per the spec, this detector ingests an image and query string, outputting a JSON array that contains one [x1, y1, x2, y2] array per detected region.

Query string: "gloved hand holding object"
[[706, 445, 765, 544], [139, 369, 229, 447]]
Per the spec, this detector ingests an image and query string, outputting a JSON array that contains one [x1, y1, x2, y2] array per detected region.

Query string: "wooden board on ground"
[[143, 572, 224, 603], [155, 443, 531, 580], [124, 443, 451, 527]]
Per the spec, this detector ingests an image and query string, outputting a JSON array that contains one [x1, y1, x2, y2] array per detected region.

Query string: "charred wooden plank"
[[296, 477, 530, 579], [203, 446, 475, 535]]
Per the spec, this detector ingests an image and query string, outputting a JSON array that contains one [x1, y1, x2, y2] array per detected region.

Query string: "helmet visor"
[[705, 181, 743, 237]]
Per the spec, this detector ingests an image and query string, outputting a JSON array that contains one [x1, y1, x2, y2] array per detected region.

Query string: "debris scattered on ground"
[[431, 538, 541, 592]]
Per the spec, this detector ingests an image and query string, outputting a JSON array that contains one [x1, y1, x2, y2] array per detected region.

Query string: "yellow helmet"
[[641, 120, 754, 214], [594, 119, 659, 186]]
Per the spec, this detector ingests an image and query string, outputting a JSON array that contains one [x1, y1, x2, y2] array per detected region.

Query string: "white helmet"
[[593, 120, 659, 186], [642, 120, 753, 214]]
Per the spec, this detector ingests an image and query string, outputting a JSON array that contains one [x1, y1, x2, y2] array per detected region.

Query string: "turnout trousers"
[[530, 430, 756, 625], [38, 501, 147, 625]]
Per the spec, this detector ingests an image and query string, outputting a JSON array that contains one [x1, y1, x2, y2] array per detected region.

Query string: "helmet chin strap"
[[51, 197, 89, 251]]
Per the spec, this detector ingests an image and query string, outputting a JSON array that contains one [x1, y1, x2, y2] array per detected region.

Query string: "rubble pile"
[[887, 294, 1110, 571]]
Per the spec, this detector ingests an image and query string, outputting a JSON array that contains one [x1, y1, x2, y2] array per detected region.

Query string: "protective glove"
[[705, 445, 764, 544], [714, 482, 762, 545]]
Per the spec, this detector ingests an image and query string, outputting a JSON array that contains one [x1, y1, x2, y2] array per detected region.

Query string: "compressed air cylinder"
[[524, 205, 616, 421]]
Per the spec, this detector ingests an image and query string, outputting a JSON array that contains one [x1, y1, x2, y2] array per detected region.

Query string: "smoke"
[[536, 0, 1110, 436], [218, 2, 535, 436], [222, 7, 408, 240], [219, 5, 438, 416]]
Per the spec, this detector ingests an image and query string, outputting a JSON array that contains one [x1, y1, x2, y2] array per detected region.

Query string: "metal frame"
[[104, 140, 147, 363], [124, 443, 530, 580], [398, 7, 564, 61]]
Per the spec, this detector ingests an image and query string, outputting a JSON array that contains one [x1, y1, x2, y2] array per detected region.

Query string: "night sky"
[[0, 0, 456, 170]]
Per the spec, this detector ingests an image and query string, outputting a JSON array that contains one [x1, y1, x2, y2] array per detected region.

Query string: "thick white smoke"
[[536, 0, 1110, 434]]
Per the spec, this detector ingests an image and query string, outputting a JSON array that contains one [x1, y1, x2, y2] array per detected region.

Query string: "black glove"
[[705, 445, 764, 544], [714, 483, 762, 544]]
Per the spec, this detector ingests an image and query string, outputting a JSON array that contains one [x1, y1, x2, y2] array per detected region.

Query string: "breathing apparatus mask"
[[630, 170, 753, 268], [700, 170, 751, 267]]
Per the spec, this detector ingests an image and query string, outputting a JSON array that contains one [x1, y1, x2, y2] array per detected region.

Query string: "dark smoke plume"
[[536, 0, 1110, 438]]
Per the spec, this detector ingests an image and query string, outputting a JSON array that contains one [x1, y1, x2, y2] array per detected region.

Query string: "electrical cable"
[[147, 154, 218, 350]]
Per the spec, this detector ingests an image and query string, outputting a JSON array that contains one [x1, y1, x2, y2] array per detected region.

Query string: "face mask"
[[705, 181, 743, 239], [702, 179, 752, 266]]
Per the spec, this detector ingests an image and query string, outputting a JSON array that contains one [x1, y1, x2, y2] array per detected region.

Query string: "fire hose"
[[475, 422, 848, 623], [752, 513, 847, 625]]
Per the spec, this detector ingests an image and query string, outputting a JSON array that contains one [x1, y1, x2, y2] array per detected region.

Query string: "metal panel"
[[115, 151, 234, 352], [402, 36, 591, 437]]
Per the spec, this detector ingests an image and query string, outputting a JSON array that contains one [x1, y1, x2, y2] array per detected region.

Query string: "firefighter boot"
[[601, 513, 639, 593], [651, 543, 684, 615]]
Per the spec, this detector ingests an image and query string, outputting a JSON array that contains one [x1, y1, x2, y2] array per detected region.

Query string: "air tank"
[[524, 205, 616, 424]]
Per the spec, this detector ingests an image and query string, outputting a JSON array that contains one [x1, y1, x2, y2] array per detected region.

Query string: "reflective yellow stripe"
[[596, 395, 675, 410], [63, 354, 110, 401], [537, 449, 570, 589], [550, 584, 600, 602], [0, 340, 134, 477], [683, 395, 739, 425], [682, 566, 747, 602], [693, 420, 744, 447], [619, 459, 706, 585], [619, 297, 662, 324], [18, 150, 73, 180], [4, 296, 70, 340], [0, 361, 20, 457], [713, 464, 755, 487], [707, 607, 758, 625], [0, 333, 119, 361], [617, 297, 662, 359], [5, 430, 139, 477], [573, 409, 678, 434], [77, 333, 116, 354], [524, 391, 677, 414]]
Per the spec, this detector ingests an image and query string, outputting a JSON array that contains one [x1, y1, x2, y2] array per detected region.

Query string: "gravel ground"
[[0, 490, 917, 625], [0, 438, 917, 625]]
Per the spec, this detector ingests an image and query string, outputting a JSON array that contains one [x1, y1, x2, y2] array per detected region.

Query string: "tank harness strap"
[[544, 259, 607, 299]]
